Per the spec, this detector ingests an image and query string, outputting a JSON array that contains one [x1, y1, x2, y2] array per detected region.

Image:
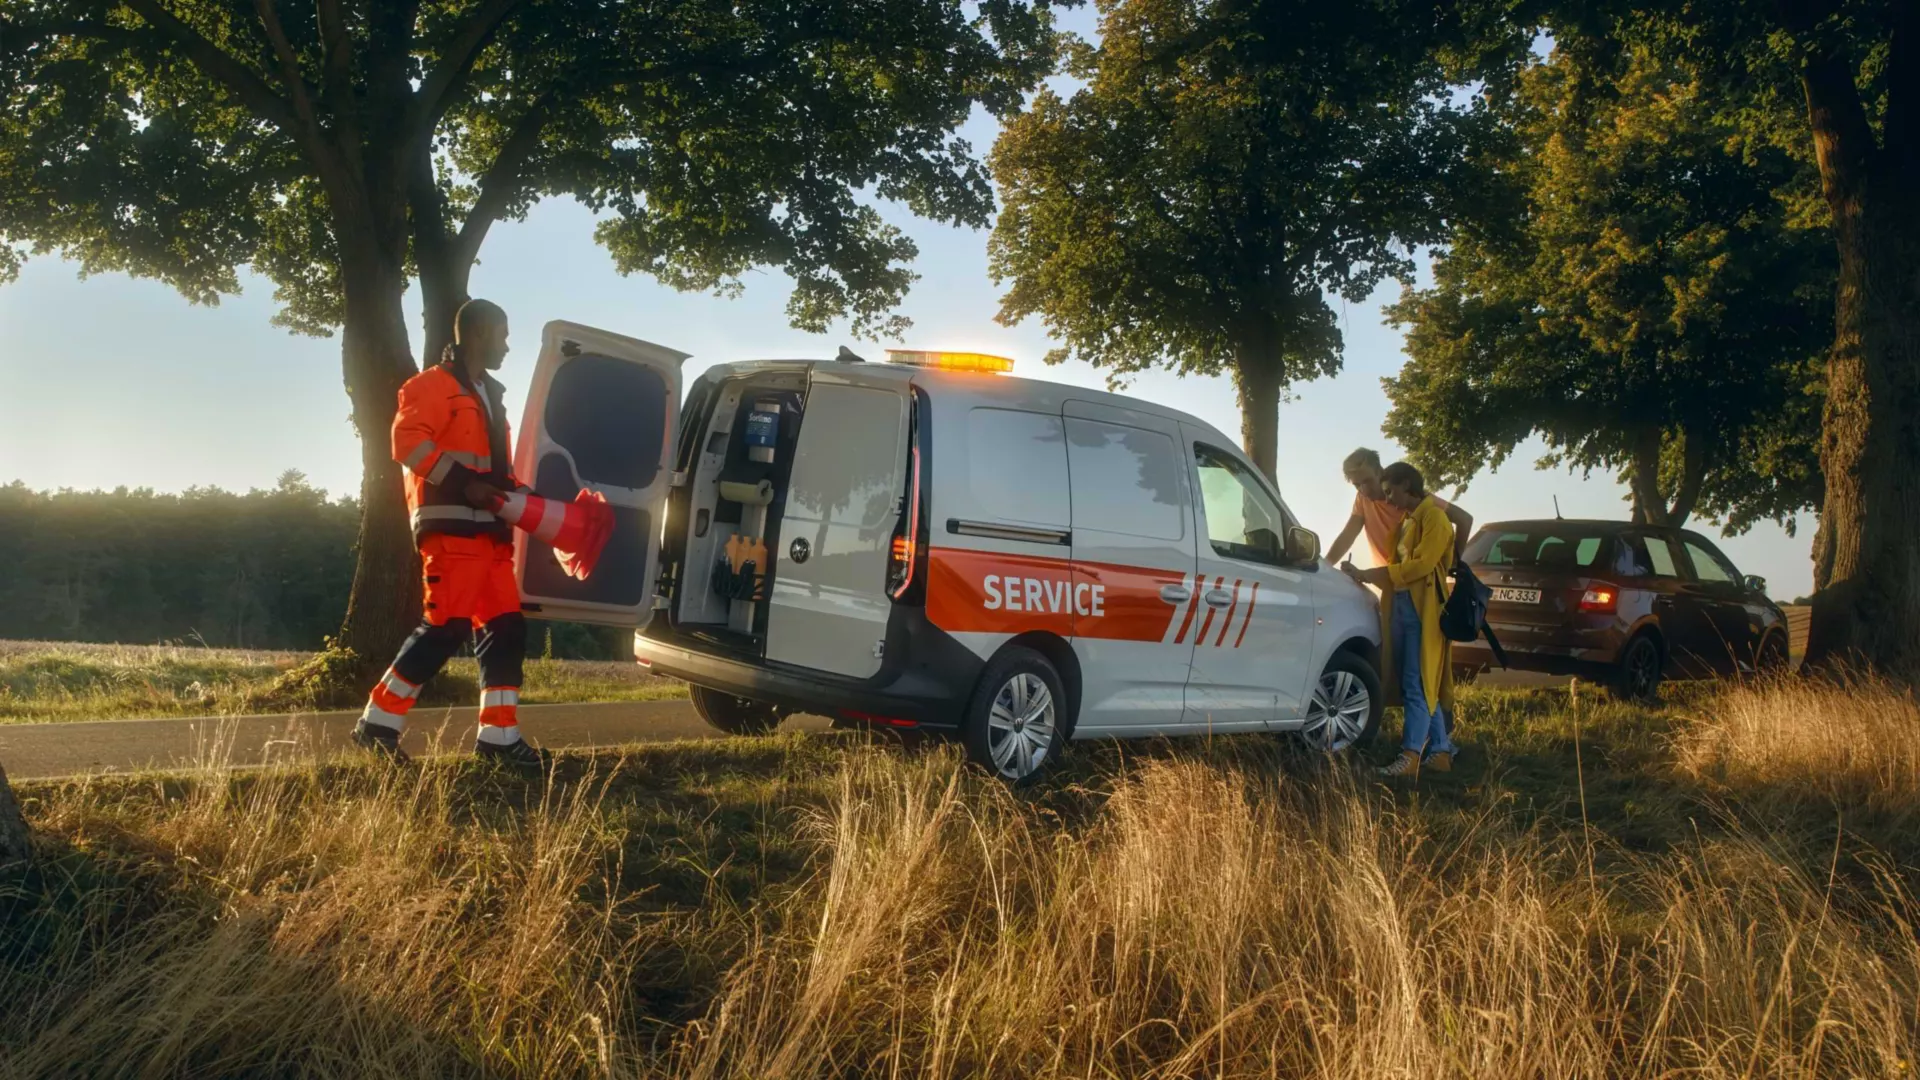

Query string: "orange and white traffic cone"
[[492, 489, 616, 580]]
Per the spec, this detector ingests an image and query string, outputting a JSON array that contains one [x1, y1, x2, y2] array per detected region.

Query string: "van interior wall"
[[675, 372, 808, 639]]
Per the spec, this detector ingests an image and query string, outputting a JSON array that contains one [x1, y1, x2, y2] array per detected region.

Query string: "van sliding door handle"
[[1160, 585, 1192, 603], [1205, 589, 1235, 607]]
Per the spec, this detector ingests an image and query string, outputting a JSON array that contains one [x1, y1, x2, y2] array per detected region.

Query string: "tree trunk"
[[331, 246, 423, 671], [0, 760, 30, 865], [1795, 31, 1920, 672], [1232, 347, 1282, 481]]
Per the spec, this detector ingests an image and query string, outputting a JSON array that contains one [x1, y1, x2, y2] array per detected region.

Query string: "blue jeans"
[[1392, 590, 1454, 757]]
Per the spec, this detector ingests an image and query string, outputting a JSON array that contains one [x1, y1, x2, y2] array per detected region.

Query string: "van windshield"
[[1464, 526, 1610, 571]]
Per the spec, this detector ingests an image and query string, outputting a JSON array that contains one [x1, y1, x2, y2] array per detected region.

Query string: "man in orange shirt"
[[1325, 447, 1475, 567], [351, 298, 545, 768]]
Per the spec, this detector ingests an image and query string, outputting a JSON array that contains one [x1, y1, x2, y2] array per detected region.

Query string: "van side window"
[[966, 408, 1070, 527], [1193, 444, 1288, 565], [1064, 418, 1186, 540]]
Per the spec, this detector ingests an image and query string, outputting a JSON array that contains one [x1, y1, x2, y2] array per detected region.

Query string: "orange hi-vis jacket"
[[392, 361, 519, 545]]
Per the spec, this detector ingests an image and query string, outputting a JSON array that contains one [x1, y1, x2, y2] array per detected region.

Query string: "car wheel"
[[1297, 650, 1382, 753], [1755, 630, 1791, 675], [962, 647, 1066, 784], [689, 684, 783, 735], [1609, 634, 1663, 703]]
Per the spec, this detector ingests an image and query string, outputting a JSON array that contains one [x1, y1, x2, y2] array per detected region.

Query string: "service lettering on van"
[[925, 547, 1193, 643], [981, 575, 1105, 617]]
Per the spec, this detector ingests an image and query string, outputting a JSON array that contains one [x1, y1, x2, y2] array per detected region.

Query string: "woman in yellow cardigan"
[[1341, 461, 1456, 779]]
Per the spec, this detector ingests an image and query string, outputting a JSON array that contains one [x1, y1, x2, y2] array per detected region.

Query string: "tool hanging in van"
[[714, 534, 770, 601]]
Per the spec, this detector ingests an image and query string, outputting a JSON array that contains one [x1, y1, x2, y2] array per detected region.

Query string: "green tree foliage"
[[0, 472, 628, 656], [0, 472, 357, 648], [0, 0, 1061, 669], [1384, 31, 1832, 536], [1596, 0, 1917, 669], [988, 0, 1526, 478]]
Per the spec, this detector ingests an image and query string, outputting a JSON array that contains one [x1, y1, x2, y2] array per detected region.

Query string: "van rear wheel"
[[689, 685, 783, 736], [963, 647, 1066, 785]]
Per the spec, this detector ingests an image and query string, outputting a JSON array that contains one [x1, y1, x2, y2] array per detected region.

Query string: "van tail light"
[[888, 404, 926, 601], [1578, 585, 1618, 613]]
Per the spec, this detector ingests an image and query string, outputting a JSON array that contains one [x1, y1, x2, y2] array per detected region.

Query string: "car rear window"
[[1465, 527, 1609, 570]]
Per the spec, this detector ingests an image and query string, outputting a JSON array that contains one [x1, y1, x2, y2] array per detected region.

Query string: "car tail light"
[[1578, 585, 1618, 613], [887, 403, 926, 601]]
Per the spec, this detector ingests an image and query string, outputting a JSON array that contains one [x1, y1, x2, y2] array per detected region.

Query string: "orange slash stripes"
[[1233, 582, 1261, 647], [1192, 576, 1226, 646], [1214, 580, 1242, 647]]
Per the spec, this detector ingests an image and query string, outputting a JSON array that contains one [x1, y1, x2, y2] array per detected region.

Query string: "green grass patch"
[[0, 640, 686, 723]]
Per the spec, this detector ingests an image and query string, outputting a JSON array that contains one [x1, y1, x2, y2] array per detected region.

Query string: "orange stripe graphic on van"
[[926, 547, 1188, 642]]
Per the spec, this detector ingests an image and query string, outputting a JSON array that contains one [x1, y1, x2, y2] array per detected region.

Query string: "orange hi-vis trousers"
[[360, 536, 526, 747]]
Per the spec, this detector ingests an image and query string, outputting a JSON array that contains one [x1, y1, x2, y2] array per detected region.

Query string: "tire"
[[1755, 630, 1791, 675], [1297, 650, 1383, 753], [962, 647, 1068, 784], [1609, 634, 1663, 703], [689, 684, 783, 735]]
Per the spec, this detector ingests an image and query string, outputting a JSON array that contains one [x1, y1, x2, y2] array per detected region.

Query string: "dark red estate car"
[[1450, 519, 1791, 700]]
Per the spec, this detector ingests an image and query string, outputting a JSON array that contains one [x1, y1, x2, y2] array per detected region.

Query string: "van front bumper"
[[634, 622, 976, 731]]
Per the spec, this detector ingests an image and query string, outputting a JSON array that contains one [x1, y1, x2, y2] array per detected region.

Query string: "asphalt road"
[[0, 700, 832, 780]]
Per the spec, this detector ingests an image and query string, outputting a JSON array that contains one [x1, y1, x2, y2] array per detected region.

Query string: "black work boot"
[[352, 721, 412, 765], [473, 737, 550, 770]]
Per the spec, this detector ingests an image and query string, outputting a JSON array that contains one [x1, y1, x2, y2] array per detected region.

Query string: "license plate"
[[1492, 587, 1542, 604]]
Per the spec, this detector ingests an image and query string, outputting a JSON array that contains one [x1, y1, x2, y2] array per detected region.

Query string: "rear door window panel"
[[964, 408, 1070, 527]]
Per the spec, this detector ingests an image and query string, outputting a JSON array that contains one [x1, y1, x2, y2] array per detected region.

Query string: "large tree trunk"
[[0, 760, 30, 864], [1796, 30, 1920, 672], [331, 244, 423, 671], [1232, 347, 1282, 481]]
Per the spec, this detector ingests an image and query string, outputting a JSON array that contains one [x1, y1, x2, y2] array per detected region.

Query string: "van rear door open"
[[763, 374, 911, 678], [512, 321, 686, 627]]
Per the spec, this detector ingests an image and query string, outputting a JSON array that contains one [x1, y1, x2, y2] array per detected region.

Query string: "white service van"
[[513, 322, 1384, 781]]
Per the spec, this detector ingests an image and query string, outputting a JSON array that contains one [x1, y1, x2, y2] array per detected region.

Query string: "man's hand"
[[464, 478, 508, 510]]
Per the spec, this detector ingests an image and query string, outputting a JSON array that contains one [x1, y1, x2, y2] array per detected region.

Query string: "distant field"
[[0, 639, 686, 723], [4, 676, 1916, 1077]]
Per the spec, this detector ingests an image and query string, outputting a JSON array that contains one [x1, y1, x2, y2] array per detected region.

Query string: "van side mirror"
[[1285, 525, 1321, 566], [1744, 574, 1768, 595]]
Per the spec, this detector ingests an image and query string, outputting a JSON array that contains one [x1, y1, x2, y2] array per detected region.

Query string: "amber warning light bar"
[[885, 349, 1014, 374]]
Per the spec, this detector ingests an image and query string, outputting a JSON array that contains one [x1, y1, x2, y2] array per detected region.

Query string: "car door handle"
[[1160, 584, 1192, 603], [1205, 588, 1235, 607]]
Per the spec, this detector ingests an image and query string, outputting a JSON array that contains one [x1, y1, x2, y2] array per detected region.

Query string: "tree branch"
[[1628, 427, 1668, 526], [404, 0, 527, 145], [314, 0, 358, 146], [118, 0, 302, 135], [251, 0, 322, 139], [451, 92, 554, 267], [1667, 426, 1707, 528]]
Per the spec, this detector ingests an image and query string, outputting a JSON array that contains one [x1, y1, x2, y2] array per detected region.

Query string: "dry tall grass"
[[5, 684, 1918, 1077], [1677, 672, 1920, 814]]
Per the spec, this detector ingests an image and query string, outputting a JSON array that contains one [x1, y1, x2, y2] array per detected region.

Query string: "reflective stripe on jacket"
[[391, 363, 517, 545]]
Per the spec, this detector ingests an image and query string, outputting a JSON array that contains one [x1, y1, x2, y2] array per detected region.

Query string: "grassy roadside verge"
[[0, 640, 687, 723], [3, 678, 1916, 1077]]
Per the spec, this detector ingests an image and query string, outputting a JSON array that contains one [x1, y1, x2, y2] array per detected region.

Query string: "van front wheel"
[[689, 685, 783, 736], [1297, 650, 1383, 752], [963, 647, 1067, 785]]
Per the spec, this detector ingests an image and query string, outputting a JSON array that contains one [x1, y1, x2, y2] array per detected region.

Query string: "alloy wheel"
[[1300, 669, 1372, 752], [986, 672, 1056, 780], [1624, 639, 1661, 700]]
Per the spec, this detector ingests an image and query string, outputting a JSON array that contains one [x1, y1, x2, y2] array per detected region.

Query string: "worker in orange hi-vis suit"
[[351, 299, 546, 768]]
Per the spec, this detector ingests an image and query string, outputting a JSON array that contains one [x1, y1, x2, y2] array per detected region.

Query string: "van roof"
[[704, 357, 1225, 434]]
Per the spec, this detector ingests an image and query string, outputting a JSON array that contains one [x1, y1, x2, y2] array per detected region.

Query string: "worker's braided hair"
[[443, 298, 507, 366]]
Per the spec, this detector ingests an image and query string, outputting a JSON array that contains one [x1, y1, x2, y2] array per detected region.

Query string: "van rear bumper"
[[634, 624, 973, 730]]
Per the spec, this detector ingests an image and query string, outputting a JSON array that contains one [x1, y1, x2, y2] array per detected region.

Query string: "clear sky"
[[0, 40, 1819, 599]]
